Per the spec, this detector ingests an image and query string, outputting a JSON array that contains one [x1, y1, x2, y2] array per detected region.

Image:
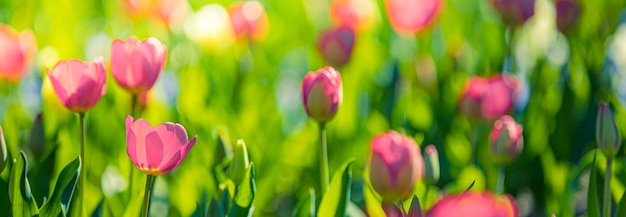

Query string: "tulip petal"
[[155, 123, 188, 164], [126, 116, 140, 168], [127, 117, 156, 169], [158, 151, 181, 174], [145, 131, 164, 169]]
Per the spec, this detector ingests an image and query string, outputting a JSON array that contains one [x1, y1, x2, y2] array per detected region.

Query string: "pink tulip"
[[459, 74, 519, 120], [330, 0, 375, 31], [0, 25, 36, 82], [317, 26, 355, 67], [47, 57, 107, 113], [427, 192, 519, 217], [228, 1, 269, 41], [369, 131, 423, 201], [110, 37, 167, 95], [556, 0, 580, 33], [490, 115, 523, 164], [491, 0, 535, 26], [125, 115, 197, 175], [459, 77, 489, 119], [384, 0, 442, 35], [302, 66, 343, 123]]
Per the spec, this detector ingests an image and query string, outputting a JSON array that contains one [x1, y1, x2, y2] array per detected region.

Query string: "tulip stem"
[[141, 175, 154, 217], [603, 158, 613, 217], [496, 165, 505, 194], [131, 94, 138, 117], [129, 94, 138, 201], [78, 112, 86, 216], [319, 123, 329, 196]]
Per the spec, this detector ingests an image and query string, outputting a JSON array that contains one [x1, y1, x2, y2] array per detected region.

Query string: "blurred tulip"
[[111, 37, 167, 95], [330, 0, 375, 31], [423, 144, 439, 184], [491, 0, 535, 26], [556, 0, 581, 33], [229, 139, 250, 185], [369, 131, 423, 201], [228, 1, 269, 41], [490, 115, 523, 164], [426, 192, 519, 217], [459, 77, 488, 119], [122, 0, 187, 27], [0, 25, 37, 82], [596, 102, 620, 158], [459, 74, 519, 120], [317, 26, 355, 67], [47, 57, 107, 113], [125, 115, 197, 175], [301, 66, 343, 124], [0, 126, 7, 173], [184, 4, 235, 50], [384, 0, 442, 35]]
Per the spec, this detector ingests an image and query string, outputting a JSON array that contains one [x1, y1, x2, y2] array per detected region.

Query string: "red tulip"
[[490, 115, 523, 164], [126, 115, 197, 175], [459, 74, 519, 120], [369, 131, 423, 201], [228, 1, 269, 41], [317, 26, 355, 67], [47, 57, 107, 113], [0, 25, 36, 82], [491, 0, 535, 26], [427, 192, 519, 217], [111, 37, 167, 95], [330, 0, 375, 31], [302, 66, 343, 124], [384, 0, 442, 35], [556, 0, 581, 33]]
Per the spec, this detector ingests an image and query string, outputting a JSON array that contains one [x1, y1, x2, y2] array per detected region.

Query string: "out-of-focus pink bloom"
[[302, 66, 343, 123], [556, 0, 581, 33], [330, 0, 375, 31], [317, 26, 355, 67], [0, 25, 36, 82], [490, 115, 523, 164], [427, 192, 519, 217], [228, 1, 269, 41], [423, 144, 439, 184], [459, 74, 520, 120], [491, 0, 535, 26], [384, 0, 442, 35], [47, 57, 107, 113], [125, 115, 197, 175], [369, 131, 423, 201], [459, 77, 489, 119], [110, 37, 167, 95], [122, 0, 187, 27]]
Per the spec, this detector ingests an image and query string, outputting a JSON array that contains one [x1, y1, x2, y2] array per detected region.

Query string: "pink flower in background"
[[427, 192, 519, 217], [0, 24, 36, 82], [228, 1, 269, 41], [111, 37, 167, 95], [556, 0, 581, 33], [330, 0, 375, 31], [369, 131, 423, 201], [459, 76, 489, 119], [317, 26, 355, 67], [384, 0, 442, 35], [490, 115, 523, 164], [491, 0, 535, 26], [125, 115, 197, 175], [122, 0, 187, 27], [47, 57, 107, 113], [459, 74, 520, 120], [302, 66, 343, 123]]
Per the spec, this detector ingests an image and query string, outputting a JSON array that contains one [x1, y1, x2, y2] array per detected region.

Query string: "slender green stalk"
[[131, 94, 138, 118], [129, 94, 138, 200], [141, 175, 154, 217], [496, 165, 505, 194], [319, 123, 329, 195], [603, 158, 613, 217], [79, 112, 86, 216]]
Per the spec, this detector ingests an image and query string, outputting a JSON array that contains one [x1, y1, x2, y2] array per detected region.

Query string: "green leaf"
[[228, 163, 256, 217], [406, 195, 423, 217], [293, 188, 315, 217], [9, 151, 39, 216], [615, 190, 626, 217], [318, 158, 355, 217], [208, 198, 225, 217], [588, 152, 600, 217], [39, 156, 81, 216]]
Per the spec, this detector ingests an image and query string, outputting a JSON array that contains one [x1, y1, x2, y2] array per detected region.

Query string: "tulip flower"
[[491, 0, 535, 26], [301, 66, 343, 124], [459, 74, 519, 120], [330, 0, 375, 31], [0, 25, 36, 82], [423, 144, 439, 184], [317, 26, 356, 68], [228, 1, 269, 41], [459, 77, 488, 119], [426, 192, 519, 217], [490, 115, 523, 164], [0, 126, 7, 173], [384, 0, 442, 35], [596, 102, 620, 158], [111, 37, 167, 95], [47, 57, 107, 113], [556, 0, 580, 33], [369, 131, 423, 201]]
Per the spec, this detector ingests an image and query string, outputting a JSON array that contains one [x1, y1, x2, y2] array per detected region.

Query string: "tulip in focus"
[[126, 115, 197, 175], [596, 102, 620, 158], [427, 192, 519, 217], [111, 37, 167, 95], [301, 66, 343, 124], [330, 0, 375, 31], [0, 126, 7, 173], [317, 26, 355, 67], [369, 131, 423, 201], [423, 144, 439, 184], [385, 0, 442, 35], [228, 1, 269, 41], [491, 0, 535, 26], [47, 57, 107, 113], [556, 0, 581, 33], [490, 115, 523, 164], [0, 25, 37, 82]]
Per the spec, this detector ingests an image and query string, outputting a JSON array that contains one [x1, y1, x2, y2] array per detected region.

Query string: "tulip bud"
[[317, 26, 355, 67], [490, 115, 523, 164], [596, 102, 621, 158], [369, 131, 424, 201], [110, 37, 167, 95], [427, 192, 519, 217], [423, 144, 439, 184], [47, 57, 107, 113], [556, 0, 580, 33], [229, 139, 250, 185], [491, 0, 535, 26], [0, 126, 7, 173], [384, 0, 442, 35], [301, 67, 343, 124]]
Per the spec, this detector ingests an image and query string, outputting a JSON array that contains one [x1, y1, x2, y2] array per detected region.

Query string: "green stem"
[[141, 175, 154, 217], [79, 112, 86, 216], [496, 165, 505, 194], [131, 94, 138, 117], [319, 123, 329, 196], [129, 94, 138, 200], [603, 158, 613, 217]]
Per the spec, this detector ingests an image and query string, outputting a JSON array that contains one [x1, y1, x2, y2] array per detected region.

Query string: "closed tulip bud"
[[369, 131, 423, 201], [111, 37, 167, 95], [556, 0, 581, 33], [596, 102, 621, 158], [423, 144, 439, 184], [228, 1, 269, 41], [490, 115, 523, 164], [384, 0, 442, 35], [427, 192, 519, 217], [0, 25, 36, 82], [47, 57, 107, 113], [301, 66, 343, 124], [0, 126, 7, 173], [491, 0, 535, 26], [228, 139, 250, 185], [317, 26, 355, 67], [126, 115, 197, 175]]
